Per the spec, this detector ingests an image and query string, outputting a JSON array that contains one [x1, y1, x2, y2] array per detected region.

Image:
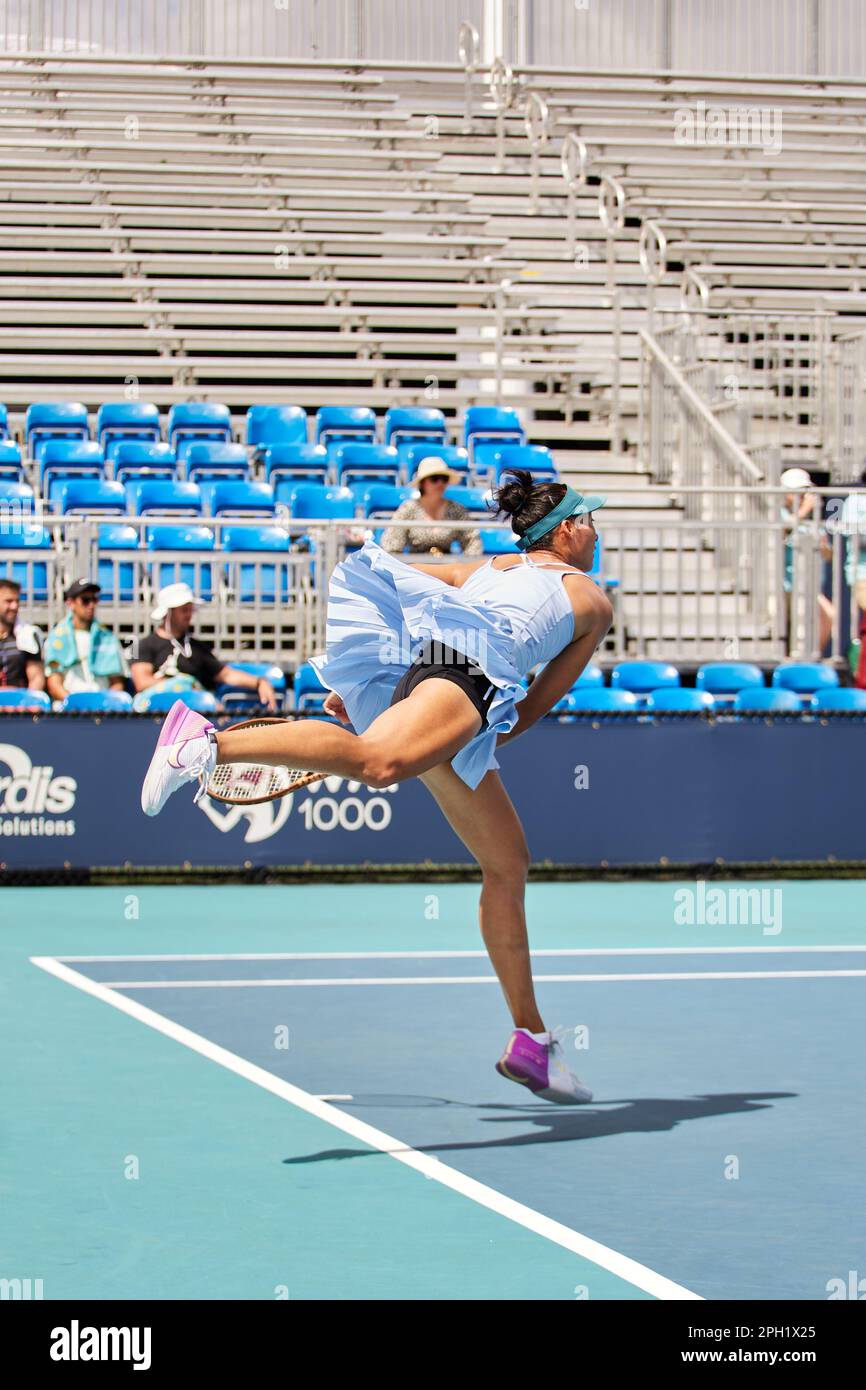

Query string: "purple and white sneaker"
[[140, 699, 217, 817], [496, 1026, 593, 1104]]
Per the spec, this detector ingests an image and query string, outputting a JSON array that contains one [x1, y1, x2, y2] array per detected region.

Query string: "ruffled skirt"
[[309, 540, 526, 789]]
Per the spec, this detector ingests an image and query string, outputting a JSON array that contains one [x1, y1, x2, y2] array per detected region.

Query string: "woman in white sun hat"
[[381, 455, 483, 557]]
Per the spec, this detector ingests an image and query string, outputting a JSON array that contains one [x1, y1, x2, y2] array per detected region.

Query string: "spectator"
[[131, 582, 277, 710], [839, 467, 866, 689], [381, 456, 482, 557], [780, 468, 833, 655], [44, 579, 127, 701], [0, 577, 45, 691]]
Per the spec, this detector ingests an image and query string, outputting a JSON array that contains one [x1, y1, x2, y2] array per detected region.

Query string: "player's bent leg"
[[141, 680, 482, 815], [419, 763, 593, 1105]]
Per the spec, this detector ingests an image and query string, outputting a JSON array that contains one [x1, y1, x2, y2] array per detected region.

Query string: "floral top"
[[380, 498, 483, 556]]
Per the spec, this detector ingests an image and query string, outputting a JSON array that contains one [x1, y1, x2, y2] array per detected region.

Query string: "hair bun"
[[494, 469, 535, 520]]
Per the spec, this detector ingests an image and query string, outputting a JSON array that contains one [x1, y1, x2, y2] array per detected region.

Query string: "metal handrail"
[[639, 329, 765, 484]]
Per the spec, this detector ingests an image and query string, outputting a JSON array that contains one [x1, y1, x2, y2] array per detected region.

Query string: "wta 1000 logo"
[[198, 776, 398, 844], [0, 744, 77, 838]]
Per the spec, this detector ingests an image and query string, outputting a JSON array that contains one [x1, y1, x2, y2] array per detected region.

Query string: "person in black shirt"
[[0, 578, 45, 690], [130, 583, 276, 709]]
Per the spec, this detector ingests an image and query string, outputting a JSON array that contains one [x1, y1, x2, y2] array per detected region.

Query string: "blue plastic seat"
[[0, 439, 23, 480], [39, 440, 105, 492], [315, 406, 377, 455], [139, 688, 219, 715], [279, 482, 356, 519], [54, 478, 126, 515], [201, 480, 275, 517], [216, 660, 287, 711], [0, 403, 7, 439], [463, 406, 525, 459], [384, 406, 447, 450], [0, 524, 52, 601], [573, 663, 605, 689], [733, 687, 802, 713], [444, 485, 493, 516], [811, 688, 866, 713], [771, 663, 840, 695], [480, 528, 519, 554], [0, 479, 35, 508], [294, 662, 329, 712], [223, 524, 291, 603], [97, 402, 160, 455], [112, 441, 177, 484], [59, 690, 134, 713], [246, 405, 307, 451], [97, 522, 138, 602], [127, 480, 202, 516], [263, 442, 328, 485], [564, 688, 639, 712], [696, 662, 765, 697], [26, 402, 90, 459], [184, 442, 250, 484], [399, 442, 470, 479], [146, 524, 216, 600], [0, 688, 52, 711], [360, 482, 414, 518], [611, 661, 681, 695], [167, 403, 232, 459], [645, 688, 715, 713], [492, 445, 559, 484], [332, 442, 399, 487]]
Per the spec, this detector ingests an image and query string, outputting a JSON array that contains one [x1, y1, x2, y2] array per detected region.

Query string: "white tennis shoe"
[[141, 700, 217, 817]]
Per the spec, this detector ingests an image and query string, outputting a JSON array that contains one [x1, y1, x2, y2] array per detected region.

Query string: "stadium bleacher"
[[0, 50, 864, 681]]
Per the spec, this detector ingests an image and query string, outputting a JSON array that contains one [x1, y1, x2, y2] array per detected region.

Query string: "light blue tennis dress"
[[310, 539, 584, 789]]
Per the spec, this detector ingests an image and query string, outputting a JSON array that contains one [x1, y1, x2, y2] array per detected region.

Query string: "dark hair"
[[493, 470, 568, 551], [0, 577, 21, 595]]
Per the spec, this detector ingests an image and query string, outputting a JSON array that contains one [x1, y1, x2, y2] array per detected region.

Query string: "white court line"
[[55, 945, 866, 963], [30, 955, 700, 1302], [99, 970, 866, 989]]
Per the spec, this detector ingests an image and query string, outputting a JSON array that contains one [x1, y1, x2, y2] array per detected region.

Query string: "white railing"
[[2, 497, 858, 667], [653, 308, 833, 471], [639, 328, 783, 644], [830, 330, 866, 485]]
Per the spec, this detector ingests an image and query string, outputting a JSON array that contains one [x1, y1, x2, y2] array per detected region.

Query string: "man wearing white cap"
[[130, 582, 277, 709], [780, 467, 833, 654]]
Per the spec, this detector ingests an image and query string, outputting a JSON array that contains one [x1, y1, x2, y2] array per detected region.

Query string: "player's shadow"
[[283, 1091, 795, 1164]]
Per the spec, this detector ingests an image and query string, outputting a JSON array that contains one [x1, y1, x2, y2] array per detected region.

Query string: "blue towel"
[[45, 614, 124, 677]]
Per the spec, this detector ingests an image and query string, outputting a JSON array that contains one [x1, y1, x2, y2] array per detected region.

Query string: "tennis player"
[[142, 470, 613, 1104]]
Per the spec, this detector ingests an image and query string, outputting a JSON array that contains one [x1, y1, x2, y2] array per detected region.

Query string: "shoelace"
[[547, 1024, 571, 1052]]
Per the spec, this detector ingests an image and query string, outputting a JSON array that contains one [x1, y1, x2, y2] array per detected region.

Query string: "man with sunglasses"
[[44, 579, 127, 702]]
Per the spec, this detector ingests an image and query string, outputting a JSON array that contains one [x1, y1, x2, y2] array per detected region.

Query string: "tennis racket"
[[202, 717, 326, 805]]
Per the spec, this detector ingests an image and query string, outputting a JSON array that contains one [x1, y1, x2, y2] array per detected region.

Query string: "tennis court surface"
[[4, 881, 865, 1301]]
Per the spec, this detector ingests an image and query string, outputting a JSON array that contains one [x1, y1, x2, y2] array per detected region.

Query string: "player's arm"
[[497, 581, 613, 746]]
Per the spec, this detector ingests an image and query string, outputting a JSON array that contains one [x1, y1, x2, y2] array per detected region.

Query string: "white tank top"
[[459, 554, 587, 678]]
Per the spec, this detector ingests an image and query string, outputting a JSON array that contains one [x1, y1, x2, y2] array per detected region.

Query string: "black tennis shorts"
[[390, 640, 496, 728]]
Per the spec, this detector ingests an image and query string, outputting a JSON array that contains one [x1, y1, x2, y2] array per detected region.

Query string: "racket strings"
[[201, 718, 326, 804]]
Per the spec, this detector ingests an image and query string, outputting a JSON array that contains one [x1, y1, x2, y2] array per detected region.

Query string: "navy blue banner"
[[0, 715, 862, 870]]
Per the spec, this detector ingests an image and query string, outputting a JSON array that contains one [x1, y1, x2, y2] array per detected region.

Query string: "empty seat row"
[[5, 401, 531, 461], [0, 432, 556, 493]]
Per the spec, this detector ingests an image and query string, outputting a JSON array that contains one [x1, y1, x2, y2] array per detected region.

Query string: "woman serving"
[[141, 470, 613, 1105]]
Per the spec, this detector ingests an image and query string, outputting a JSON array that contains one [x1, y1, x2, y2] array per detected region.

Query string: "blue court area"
[[3, 881, 865, 1301]]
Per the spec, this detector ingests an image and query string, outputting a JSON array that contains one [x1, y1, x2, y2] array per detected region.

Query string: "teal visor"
[[514, 486, 606, 552]]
